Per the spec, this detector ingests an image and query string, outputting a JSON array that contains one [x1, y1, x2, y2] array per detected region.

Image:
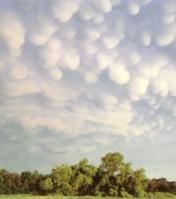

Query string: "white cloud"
[[6, 79, 40, 96], [0, 0, 176, 182], [40, 38, 62, 67], [127, 2, 140, 15], [162, 0, 176, 14], [84, 71, 99, 84], [29, 16, 57, 46], [128, 52, 141, 65], [0, 0, 176, 143], [102, 35, 120, 49], [129, 76, 149, 101], [96, 52, 114, 69], [78, 1, 96, 21], [52, 0, 79, 23], [139, 31, 152, 47], [161, 14, 175, 24], [156, 23, 176, 46], [49, 68, 63, 80], [9, 62, 29, 80], [109, 62, 130, 85], [152, 67, 176, 96], [93, 0, 112, 13], [0, 12, 25, 50], [61, 49, 80, 70], [85, 28, 101, 41]]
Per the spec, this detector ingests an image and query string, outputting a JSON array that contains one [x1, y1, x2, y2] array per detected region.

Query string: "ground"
[[0, 196, 176, 199]]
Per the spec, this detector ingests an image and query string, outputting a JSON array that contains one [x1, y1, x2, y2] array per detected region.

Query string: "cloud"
[[96, 52, 114, 69], [129, 76, 149, 101], [9, 61, 29, 80], [127, 2, 140, 15], [94, 0, 112, 13], [5, 79, 40, 96], [109, 61, 130, 85], [52, 0, 79, 23], [155, 23, 176, 46], [49, 68, 63, 80], [0, 11, 25, 50], [40, 38, 62, 67], [61, 49, 80, 70], [29, 20, 57, 46], [0, 0, 176, 176]]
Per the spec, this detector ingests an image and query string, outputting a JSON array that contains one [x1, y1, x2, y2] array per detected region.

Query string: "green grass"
[[0, 196, 145, 199], [0, 196, 123, 199], [0, 195, 176, 199], [0, 196, 124, 199]]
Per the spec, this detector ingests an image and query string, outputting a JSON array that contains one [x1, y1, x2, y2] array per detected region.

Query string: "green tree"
[[93, 152, 125, 196], [71, 159, 97, 195], [52, 165, 73, 195], [0, 169, 8, 194], [127, 168, 148, 197], [116, 162, 133, 196], [39, 177, 53, 194]]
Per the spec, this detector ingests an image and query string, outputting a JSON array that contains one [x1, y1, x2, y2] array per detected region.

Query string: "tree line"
[[0, 152, 176, 197]]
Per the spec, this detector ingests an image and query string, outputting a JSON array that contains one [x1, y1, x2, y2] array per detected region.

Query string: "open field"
[[0, 196, 156, 199], [0, 196, 129, 199], [0, 196, 176, 199], [0, 196, 130, 199]]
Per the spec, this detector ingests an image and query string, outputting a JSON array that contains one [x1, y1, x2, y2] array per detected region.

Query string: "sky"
[[0, 0, 176, 180]]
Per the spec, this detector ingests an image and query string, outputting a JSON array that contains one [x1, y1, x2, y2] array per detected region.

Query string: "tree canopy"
[[0, 152, 175, 197]]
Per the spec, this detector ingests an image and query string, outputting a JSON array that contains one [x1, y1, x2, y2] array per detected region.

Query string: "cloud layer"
[[0, 0, 176, 178]]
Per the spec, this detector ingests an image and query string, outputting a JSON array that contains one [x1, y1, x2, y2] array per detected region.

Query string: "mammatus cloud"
[[0, 0, 176, 136], [0, 0, 176, 176]]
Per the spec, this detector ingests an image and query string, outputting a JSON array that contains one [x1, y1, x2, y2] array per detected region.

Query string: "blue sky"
[[0, 0, 176, 180]]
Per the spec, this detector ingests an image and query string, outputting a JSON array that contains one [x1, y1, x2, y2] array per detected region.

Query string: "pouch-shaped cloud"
[[109, 62, 130, 85], [61, 49, 80, 70], [0, 0, 176, 143], [102, 35, 120, 49], [96, 52, 114, 69], [156, 23, 176, 46], [85, 29, 101, 41], [93, 0, 112, 13], [152, 67, 176, 96], [40, 38, 62, 67], [129, 76, 149, 100], [52, 0, 79, 23], [29, 19, 57, 46], [127, 2, 140, 15], [0, 12, 25, 50], [78, 1, 96, 21]]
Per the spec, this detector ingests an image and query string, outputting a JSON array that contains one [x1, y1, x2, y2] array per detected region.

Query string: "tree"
[[0, 152, 175, 196], [39, 177, 53, 194], [20, 171, 32, 193], [71, 159, 97, 195], [129, 168, 148, 197], [93, 152, 125, 196], [0, 169, 8, 194], [51, 165, 73, 195], [116, 162, 133, 196]]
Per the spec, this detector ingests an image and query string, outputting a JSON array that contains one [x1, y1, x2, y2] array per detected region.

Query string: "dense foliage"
[[0, 152, 175, 197]]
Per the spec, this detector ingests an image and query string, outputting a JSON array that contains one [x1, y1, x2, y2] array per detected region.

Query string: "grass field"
[[0, 196, 166, 199], [0, 196, 176, 199], [0, 196, 130, 199], [0, 196, 132, 199]]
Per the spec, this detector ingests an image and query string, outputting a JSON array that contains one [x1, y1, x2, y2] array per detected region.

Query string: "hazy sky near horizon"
[[0, 0, 176, 180]]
